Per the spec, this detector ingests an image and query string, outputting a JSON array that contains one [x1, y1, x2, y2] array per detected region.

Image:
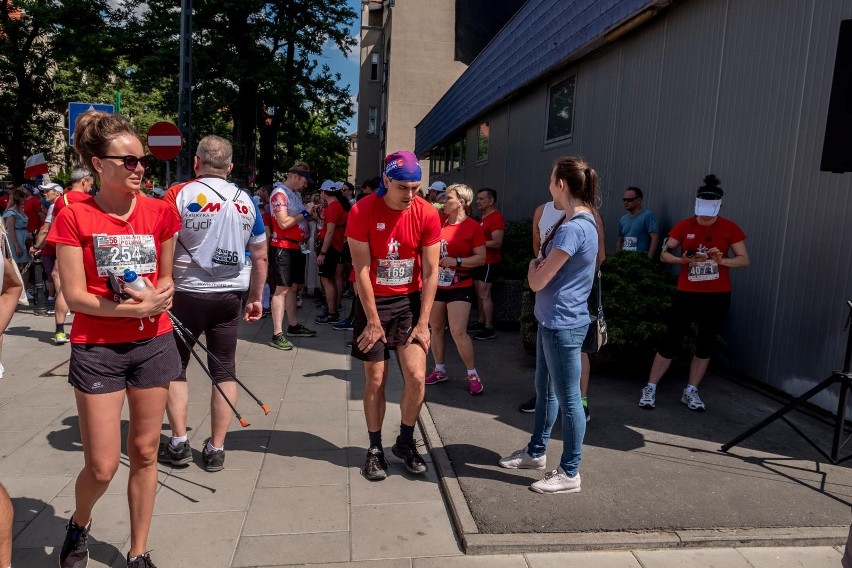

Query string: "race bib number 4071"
[[93, 234, 158, 277]]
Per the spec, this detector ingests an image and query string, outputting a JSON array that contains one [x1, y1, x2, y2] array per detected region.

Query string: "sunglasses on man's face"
[[623, 197, 638, 202], [100, 155, 152, 171]]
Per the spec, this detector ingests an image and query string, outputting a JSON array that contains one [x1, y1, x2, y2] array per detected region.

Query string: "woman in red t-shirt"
[[315, 182, 351, 324], [424, 184, 487, 395], [48, 111, 180, 568], [639, 175, 749, 413]]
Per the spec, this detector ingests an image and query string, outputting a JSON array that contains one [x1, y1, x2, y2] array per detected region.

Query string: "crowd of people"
[[0, 107, 753, 567]]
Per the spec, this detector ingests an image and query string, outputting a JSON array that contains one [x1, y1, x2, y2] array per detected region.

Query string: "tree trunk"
[[231, 80, 257, 188]]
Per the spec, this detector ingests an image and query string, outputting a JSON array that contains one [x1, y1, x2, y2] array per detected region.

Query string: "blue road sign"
[[68, 102, 115, 145]]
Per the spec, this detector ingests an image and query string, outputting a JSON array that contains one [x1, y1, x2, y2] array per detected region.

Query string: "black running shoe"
[[157, 440, 192, 466], [391, 437, 427, 475], [474, 327, 496, 340], [362, 446, 389, 481], [59, 518, 90, 568], [314, 312, 340, 325], [518, 396, 536, 413], [287, 323, 317, 337], [201, 438, 225, 472], [127, 551, 158, 567]]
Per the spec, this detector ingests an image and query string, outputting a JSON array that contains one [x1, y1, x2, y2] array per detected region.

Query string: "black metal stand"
[[720, 300, 852, 465], [31, 256, 47, 316]]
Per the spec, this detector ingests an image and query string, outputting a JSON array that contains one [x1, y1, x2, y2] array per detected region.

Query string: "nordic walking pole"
[[170, 315, 252, 428], [168, 312, 270, 415]]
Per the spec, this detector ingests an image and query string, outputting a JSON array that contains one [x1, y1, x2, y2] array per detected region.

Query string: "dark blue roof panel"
[[415, 0, 655, 155]]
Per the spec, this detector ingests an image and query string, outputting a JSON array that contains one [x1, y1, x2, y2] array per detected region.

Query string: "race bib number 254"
[[93, 234, 157, 277]]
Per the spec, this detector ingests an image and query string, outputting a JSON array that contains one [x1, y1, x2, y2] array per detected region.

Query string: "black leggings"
[[658, 291, 731, 360]]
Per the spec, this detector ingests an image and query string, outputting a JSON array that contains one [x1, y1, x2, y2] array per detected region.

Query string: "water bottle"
[[123, 268, 147, 291], [245, 251, 252, 267]]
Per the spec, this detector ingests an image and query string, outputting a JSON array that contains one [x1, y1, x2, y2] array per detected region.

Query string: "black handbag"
[[582, 270, 607, 354]]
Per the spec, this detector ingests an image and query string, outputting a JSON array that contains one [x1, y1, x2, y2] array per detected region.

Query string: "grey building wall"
[[427, 0, 852, 410]]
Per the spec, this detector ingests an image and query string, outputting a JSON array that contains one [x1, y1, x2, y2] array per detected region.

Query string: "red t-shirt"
[[345, 194, 441, 297], [438, 217, 485, 289], [319, 199, 348, 253], [24, 195, 43, 233], [269, 186, 304, 250], [479, 209, 505, 264], [48, 197, 180, 344], [43, 191, 91, 256], [669, 216, 746, 293]]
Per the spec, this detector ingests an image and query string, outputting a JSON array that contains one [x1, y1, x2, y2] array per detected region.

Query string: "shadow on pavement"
[[422, 329, 852, 534]]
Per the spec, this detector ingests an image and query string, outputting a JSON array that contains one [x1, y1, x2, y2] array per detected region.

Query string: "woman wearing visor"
[[639, 175, 749, 412]]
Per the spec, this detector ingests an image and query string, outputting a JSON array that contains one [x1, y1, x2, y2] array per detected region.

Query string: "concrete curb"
[[419, 405, 848, 555]]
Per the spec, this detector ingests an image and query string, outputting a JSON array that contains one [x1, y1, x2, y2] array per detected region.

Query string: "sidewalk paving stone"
[[525, 551, 642, 567], [736, 545, 843, 567]]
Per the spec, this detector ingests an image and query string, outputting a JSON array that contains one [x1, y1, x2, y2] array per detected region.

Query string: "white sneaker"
[[498, 448, 546, 470], [530, 467, 581, 494], [681, 388, 706, 411], [638, 385, 656, 409], [0, 362, 4, 380]]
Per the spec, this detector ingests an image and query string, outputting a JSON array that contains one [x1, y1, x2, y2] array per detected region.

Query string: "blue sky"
[[317, 0, 362, 134]]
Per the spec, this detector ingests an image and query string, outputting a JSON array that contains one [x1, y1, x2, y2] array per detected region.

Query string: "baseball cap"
[[427, 181, 447, 193], [320, 179, 339, 192], [39, 182, 63, 194]]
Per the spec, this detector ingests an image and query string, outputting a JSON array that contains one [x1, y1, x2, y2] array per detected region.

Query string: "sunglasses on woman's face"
[[99, 155, 152, 171]]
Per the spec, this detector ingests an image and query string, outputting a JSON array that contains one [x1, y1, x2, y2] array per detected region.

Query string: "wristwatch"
[[456, 257, 462, 267]]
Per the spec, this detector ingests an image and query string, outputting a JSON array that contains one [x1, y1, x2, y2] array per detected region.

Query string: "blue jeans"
[[527, 324, 588, 476]]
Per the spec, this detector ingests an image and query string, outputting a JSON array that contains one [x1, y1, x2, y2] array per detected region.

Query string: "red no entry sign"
[[147, 122, 183, 160]]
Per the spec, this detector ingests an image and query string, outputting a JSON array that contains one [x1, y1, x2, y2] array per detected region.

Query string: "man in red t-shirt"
[[469, 188, 505, 340], [315, 180, 350, 324], [268, 162, 316, 349], [23, 186, 44, 234], [33, 170, 95, 344], [346, 151, 441, 482]]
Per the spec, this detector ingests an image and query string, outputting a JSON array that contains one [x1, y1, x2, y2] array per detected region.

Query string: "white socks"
[[435, 363, 446, 372], [206, 440, 224, 453], [170, 435, 187, 447], [467, 369, 478, 376], [645, 383, 657, 392]]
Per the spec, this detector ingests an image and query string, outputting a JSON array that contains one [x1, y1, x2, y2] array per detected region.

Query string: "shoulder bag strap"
[[539, 214, 567, 258]]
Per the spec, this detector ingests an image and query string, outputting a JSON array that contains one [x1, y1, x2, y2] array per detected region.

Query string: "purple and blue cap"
[[377, 151, 422, 197]]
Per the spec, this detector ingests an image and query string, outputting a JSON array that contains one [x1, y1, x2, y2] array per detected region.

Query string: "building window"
[[546, 75, 576, 143], [476, 122, 489, 164], [370, 53, 380, 81], [368, 107, 377, 135]]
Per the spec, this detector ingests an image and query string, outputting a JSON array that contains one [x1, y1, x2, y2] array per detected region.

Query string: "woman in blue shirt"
[[499, 157, 599, 494]]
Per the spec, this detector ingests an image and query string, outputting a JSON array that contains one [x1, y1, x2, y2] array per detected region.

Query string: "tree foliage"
[[123, 0, 357, 187], [0, 0, 122, 182]]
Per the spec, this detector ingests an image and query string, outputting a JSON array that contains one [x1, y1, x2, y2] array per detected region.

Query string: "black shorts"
[[435, 286, 475, 304], [318, 247, 341, 279], [271, 247, 306, 287], [658, 291, 731, 360], [340, 243, 352, 265], [68, 332, 180, 394], [171, 290, 241, 383], [472, 263, 500, 283], [351, 293, 421, 362]]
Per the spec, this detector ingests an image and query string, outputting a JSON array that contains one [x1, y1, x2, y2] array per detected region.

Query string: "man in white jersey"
[[159, 135, 268, 472]]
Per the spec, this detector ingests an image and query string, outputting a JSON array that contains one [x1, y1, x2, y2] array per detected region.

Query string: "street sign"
[[68, 102, 115, 145], [146, 122, 183, 160]]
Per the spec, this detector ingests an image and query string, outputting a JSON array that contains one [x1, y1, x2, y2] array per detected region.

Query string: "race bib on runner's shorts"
[[438, 267, 456, 287], [688, 259, 719, 282], [376, 258, 414, 286], [93, 234, 157, 277]]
